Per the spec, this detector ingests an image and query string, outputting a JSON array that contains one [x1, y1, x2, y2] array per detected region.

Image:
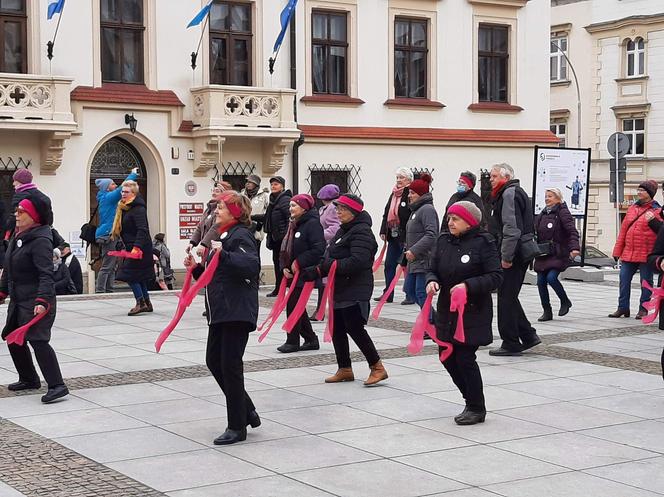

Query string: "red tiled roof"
[[299, 125, 559, 143], [179, 120, 194, 132], [71, 84, 184, 107]]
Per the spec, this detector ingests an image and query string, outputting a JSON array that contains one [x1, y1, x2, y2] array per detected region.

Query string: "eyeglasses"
[[121, 190, 131, 195]]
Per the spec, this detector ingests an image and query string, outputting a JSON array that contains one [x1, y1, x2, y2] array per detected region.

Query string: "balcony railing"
[[0, 74, 74, 123], [190, 85, 296, 130]]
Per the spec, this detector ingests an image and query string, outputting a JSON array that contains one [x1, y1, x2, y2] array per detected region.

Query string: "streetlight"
[[551, 40, 581, 148]]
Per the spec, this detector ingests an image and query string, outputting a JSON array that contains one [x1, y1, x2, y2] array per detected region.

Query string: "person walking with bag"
[[277, 194, 325, 353], [610, 180, 662, 319], [534, 188, 580, 321]]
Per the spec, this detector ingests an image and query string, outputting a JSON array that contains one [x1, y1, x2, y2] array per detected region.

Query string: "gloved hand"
[[300, 265, 321, 282], [399, 254, 408, 267], [131, 167, 139, 175]]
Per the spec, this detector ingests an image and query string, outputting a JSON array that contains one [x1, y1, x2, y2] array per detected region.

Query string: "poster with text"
[[533, 146, 592, 217]]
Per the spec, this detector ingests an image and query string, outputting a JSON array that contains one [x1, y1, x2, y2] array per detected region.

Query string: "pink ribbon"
[[408, 293, 454, 362], [5, 303, 51, 346], [108, 249, 142, 260], [371, 265, 407, 320], [450, 285, 467, 343], [316, 261, 338, 342], [282, 281, 316, 333], [372, 242, 387, 273], [257, 264, 301, 342], [642, 280, 664, 324]]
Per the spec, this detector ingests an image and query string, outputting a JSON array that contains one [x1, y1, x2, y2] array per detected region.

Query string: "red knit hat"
[[409, 173, 433, 196], [291, 193, 315, 210], [17, 199, 41, 224]]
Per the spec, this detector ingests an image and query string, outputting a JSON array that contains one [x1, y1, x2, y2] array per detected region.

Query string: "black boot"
[[128, 298, 148, 316], [277, 343, 300, 353], [454, 409, 486, 425], [538, 305, 553, 322], [558, 299, 572, 317], [8, 380, 41, 391], [247, 410, 261, 428], [213, 428, 247, 445], [300, 340, 320, 351], [41, 384, 69, 403]]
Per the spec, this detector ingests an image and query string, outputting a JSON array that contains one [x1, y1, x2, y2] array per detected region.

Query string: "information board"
[[179, 202, 204, 240]]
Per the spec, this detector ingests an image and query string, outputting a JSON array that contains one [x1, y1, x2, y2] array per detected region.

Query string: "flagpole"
[[190, 10, 210, 86], [47, 0, 66, 63]]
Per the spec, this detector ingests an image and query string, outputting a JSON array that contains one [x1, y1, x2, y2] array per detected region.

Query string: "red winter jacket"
[[613, 201, 661, 263]]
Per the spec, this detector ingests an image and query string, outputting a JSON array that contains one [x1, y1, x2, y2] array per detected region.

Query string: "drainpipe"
[[289, 6, 301, 194]]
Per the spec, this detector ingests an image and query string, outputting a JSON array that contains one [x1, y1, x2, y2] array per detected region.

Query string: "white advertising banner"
[[533, 146, 592, 216]]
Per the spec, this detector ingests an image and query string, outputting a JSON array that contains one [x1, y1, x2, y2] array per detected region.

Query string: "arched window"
[[626, 37, 645, 77]]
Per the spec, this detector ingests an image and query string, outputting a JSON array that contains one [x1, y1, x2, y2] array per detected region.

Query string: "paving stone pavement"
[[0, 281, 662, 496]]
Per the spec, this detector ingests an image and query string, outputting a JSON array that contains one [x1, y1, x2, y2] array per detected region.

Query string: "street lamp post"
[[551, 40, 581, 148]]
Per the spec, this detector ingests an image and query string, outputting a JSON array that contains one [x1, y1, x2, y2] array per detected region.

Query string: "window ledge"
[[468, 102, 523, 113], [383, 98, 445, 110], [615, 75, 649, 83], [300, 95, 365, 106], [550, 80, 572, 88]]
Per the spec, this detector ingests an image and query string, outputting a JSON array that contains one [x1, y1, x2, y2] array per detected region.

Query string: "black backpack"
[[80, 205, 99, 244]]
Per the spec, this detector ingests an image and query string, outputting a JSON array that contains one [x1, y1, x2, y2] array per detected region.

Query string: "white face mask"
[[456, 183, 468, 193]]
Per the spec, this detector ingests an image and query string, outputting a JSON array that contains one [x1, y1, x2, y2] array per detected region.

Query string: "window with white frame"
[[550, 36, 567, 82], [550, 122, 566, 148], [626, 37, 645, 77], [622, 118, 645, 156]]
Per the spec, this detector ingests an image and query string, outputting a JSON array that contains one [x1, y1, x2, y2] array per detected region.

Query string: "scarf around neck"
[[387, 186, 405, 227], [110, 197, 134, 240], [279, 217, 299, 270]]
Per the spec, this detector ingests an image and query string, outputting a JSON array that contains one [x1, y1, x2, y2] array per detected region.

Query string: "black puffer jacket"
[[322, 211, 378, 302], [115, 195, 154, 284], [195, 224, 260, 328], [265, 189, 292, 249], [426, 227, 502, 346], [0, 225, 56, 342], [280, 209, 325, 287], [380, 188, 410, 243]]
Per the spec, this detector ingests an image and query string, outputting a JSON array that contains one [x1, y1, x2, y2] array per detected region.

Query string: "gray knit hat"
[[448, 200, 482, 227], [246, 174, 261, 187]]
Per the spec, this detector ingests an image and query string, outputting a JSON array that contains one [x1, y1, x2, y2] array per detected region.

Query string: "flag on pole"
[[47, 0, 65, 20], [272, 0, 298, 58], [187, 0, 213, 28]]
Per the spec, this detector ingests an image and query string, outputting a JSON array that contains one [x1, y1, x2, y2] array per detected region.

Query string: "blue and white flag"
[[47, 0, 65, 20], [272, 0, 298, 57], [187, 0, 213, 28]]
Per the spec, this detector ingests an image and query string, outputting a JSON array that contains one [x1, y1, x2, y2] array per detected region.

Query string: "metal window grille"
[[0, 157, 30, 171], [213, 161, 256, 191], [306, 163, 362, 198]]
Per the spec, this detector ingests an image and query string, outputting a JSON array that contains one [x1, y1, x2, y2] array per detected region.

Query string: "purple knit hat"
[[317, 184, 340, 201], [12, 168, 32, 185]]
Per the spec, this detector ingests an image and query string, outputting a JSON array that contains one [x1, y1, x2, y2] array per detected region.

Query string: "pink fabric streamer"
[[371, 265, 407, 320], [282, 281, 316, 333], [450, 285, 467, 343], [316, 261, 338, 342], [256, 266, 301, 342], [372, 242, 387, 273], [408, 293, 454, 363], [642, 280, 664, 325], [154, 250, 221, 352], [257, 276, 288, 340], [5, 303, 51, 346], [108, 249, 142, 260]]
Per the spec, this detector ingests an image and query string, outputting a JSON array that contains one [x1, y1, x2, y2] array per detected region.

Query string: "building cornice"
[[467, 0, 529, 8], [585, 13, 664, 34]]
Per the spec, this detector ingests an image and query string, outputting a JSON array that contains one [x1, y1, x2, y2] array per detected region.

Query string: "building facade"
[[551, 0, 664, 253], [0, 0, 553, 290]]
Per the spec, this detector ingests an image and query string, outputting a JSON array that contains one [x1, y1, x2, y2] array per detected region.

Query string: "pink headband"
[[459, 176, 474, 189], [336, 195, 363, 213], [447, 204, 479, 227], [18, 199, 40, 224], [219, 193, 242, 219]]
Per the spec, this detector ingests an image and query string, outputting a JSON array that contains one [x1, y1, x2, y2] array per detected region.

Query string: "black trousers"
[[497, 261, 537, 351], [9, 340, 64, 387], [332, 304, 380, 369], [285, 285, 318, 346], [271, 243, 283, 290], [206, 322, 256, 431], [441, 344, 485, 412]]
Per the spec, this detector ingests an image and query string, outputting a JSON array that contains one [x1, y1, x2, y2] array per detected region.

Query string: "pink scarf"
[[387, 186, 404, 227], [642, 279, 664, 324], [5, 303, 51, 346], [371, 265, 407, 320], [316, 261, 338, 342], [408, 294, 454, 362], [257, 262, 301, 342]]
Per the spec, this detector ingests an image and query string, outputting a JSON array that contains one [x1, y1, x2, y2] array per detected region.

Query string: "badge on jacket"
[[401, 202, 406, 207], [461, 254, 470, 263], [547, 222, 553, 229], [411, 214, 416, 220], [220, 232, 228, 240], [295, 232, 301, 238], [16, 239, 22, 248]]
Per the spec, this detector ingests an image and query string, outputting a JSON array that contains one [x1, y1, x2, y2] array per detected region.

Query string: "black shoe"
[[608, 309, 630, 318], [202, 310, 208, 317], [558, 300, 572, 317], [538, 306, 553, 322], [213, 428, 247, 445], [277, 343, 300, 353], [41, 385, 69, 404], [300, 340, 320, 351], [454, 410, 486, 425], [8, 380, 41, 391], [266, 289, 279, 297], [489, 347, 523, 357], [522, 335, 542, 351], [247, 410, 261, 429], [401, 298, 415, 305], [373, 294, 393, 303]]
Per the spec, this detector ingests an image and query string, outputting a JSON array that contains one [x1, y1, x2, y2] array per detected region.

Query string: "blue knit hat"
[[95, 178, 113, 192]]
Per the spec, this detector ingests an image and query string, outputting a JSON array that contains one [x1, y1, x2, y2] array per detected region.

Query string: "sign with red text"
[[179, 202, 204, 240]]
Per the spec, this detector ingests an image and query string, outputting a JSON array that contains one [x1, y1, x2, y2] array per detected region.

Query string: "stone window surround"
[[618, 114, 647, 158], [622, 35, 647, 79]]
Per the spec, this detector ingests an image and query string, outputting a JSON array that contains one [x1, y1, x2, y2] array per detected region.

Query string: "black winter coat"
[[442, 189, 488, 231], [265, 189, 292, 249], [533, 203, 580, 273], [54, 263, 76, 295], [426, 227, 502, 346], [280, 209, 325, 287], [380, 188, 410, 243], [64, 254, 83, 294], [489, 180, 534, 263], [0, 225, 56, 342], [321, 211, 378, 302], [7, 188, 55, 236], [115, 195, 154, 284], [194, 224, 260, 328]]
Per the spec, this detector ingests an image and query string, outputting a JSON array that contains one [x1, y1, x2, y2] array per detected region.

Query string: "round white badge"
[[16, 239, 22, 248], [335, 238, 342, 244], [461, 254, 470, 264], [295, 232, 301, 238], [547, 222, 553, 229], [411, 214, 416, 220], [401, 202, 406, 207], [220, 232, 228, 240]]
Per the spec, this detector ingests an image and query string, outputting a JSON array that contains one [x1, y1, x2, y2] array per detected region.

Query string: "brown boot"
[[325, 368, 354, 383], [364, 360, 388, 386], [128, 298, 148, 316], [144, 298, 153, 312]]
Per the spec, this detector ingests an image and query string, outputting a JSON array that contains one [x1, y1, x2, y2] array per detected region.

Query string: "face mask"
[[456, 184, 467, 193]]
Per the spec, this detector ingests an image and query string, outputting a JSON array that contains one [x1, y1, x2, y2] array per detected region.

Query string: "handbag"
[[517, 233, 541, 262], [536, 241, 555, 257], [80, 205, 99, 245]]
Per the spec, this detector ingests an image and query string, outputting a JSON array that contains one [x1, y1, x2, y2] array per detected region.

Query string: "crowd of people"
[[1, 162, 664, 446]]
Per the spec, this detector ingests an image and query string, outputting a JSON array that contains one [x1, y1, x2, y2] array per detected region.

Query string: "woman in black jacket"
[[308, 194, 388, 386], [426, 201, 503, 425], [112, 180, 154, 315], [0, 198, 68, 403], [185, 191, 261, 445], [277, 194, 325, 353], [264, 176, 292, 296]]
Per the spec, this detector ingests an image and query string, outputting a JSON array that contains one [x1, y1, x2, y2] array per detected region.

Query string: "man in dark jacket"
[[442, 171, 488, 231], [263, 176, 292, 296], [487, 163, 540, 356], [59, 243, 84, 294]]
